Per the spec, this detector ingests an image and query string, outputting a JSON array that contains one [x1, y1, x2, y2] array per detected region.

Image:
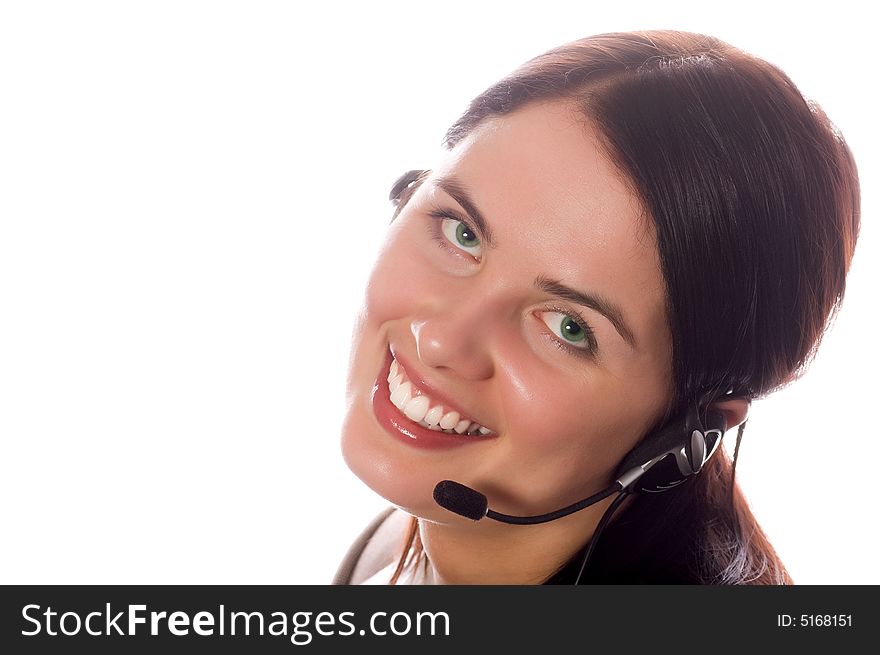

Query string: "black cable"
[[728, 421, 747, 540], [573, 490, 631, 585], [485, 484, 622, 525]]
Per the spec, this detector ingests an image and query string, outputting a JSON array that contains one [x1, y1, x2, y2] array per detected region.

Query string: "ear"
[[709, 396, 750, 433]]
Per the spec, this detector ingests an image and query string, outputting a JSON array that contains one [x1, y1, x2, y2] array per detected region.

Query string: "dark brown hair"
[[387, 30, 860, 584]]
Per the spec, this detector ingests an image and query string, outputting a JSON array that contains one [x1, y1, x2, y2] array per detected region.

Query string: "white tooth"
[[389, 381, 412, 410], [454, 419, 471, 434], [467, 423, 481, 434], [428, 424, 441, 431], [390, 358, 399, 379], [439, 411, 460, 430], [479, 426, 492, 435], [387, 368, 397, 384], [403, 395, 430, 422], [389, 372, 403, 393], [424, 405, 444, 426]]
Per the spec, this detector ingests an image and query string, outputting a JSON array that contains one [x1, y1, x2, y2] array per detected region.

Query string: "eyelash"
[[424, 208, 599, 358]]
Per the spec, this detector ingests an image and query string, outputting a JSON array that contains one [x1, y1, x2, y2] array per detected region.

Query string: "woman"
[[333, 30, 860, 585]]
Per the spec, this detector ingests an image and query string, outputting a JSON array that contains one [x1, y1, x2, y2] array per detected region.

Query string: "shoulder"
[[331, 507, 412, 585]]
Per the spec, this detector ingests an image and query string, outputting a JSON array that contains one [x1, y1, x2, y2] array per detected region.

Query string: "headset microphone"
[[433, 479, 623, 525], [434, 406, 726, 522], [431, 404, 729, 582]]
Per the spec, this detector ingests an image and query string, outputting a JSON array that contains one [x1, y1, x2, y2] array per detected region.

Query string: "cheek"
[[505, 380, 618, 465], [361, 222, 441, 326], [496, 362, 646, 488]]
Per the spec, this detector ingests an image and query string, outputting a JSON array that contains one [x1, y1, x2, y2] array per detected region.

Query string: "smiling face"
[[341, 100, 673, 526]]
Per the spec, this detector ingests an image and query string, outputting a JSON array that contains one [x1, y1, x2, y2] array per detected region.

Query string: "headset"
[[389, 169, 428, 205], [388, 169, 736, 584], [433, 401, 729, 584]]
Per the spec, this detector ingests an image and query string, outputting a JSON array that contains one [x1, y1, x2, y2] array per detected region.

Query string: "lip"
[[371, 346, 498, 450]]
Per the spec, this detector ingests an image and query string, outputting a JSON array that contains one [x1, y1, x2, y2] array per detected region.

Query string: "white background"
[[1, 1, 876, 584]]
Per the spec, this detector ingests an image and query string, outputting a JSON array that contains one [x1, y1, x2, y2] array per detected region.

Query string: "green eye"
[[559, 316, 586, 343], [440, 218, 482, 257], [455, 222, 479, 248], [540, 311, 592, 352]]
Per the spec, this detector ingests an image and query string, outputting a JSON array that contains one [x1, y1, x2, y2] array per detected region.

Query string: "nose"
[[410, 306, 496, 381]]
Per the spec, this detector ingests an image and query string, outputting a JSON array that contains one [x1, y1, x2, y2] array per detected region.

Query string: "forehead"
[[429, 101, 666, 328], [436, 101, 654, 263]]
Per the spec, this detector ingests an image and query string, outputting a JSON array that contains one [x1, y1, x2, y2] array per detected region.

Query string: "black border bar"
[[1, 585, 875, 653]]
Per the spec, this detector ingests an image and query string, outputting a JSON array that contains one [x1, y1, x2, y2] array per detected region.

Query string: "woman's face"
[[341, 100, 672, 525]]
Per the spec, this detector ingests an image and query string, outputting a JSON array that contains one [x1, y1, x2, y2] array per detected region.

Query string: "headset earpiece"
[[614, 404, 728, 494], [389, 169, 428, 205]]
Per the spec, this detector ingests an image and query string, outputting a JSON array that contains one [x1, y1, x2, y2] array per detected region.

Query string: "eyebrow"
[[535, 276, 637, 350], [433, 175, 498, 248], [433, 174, 637, 350]]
